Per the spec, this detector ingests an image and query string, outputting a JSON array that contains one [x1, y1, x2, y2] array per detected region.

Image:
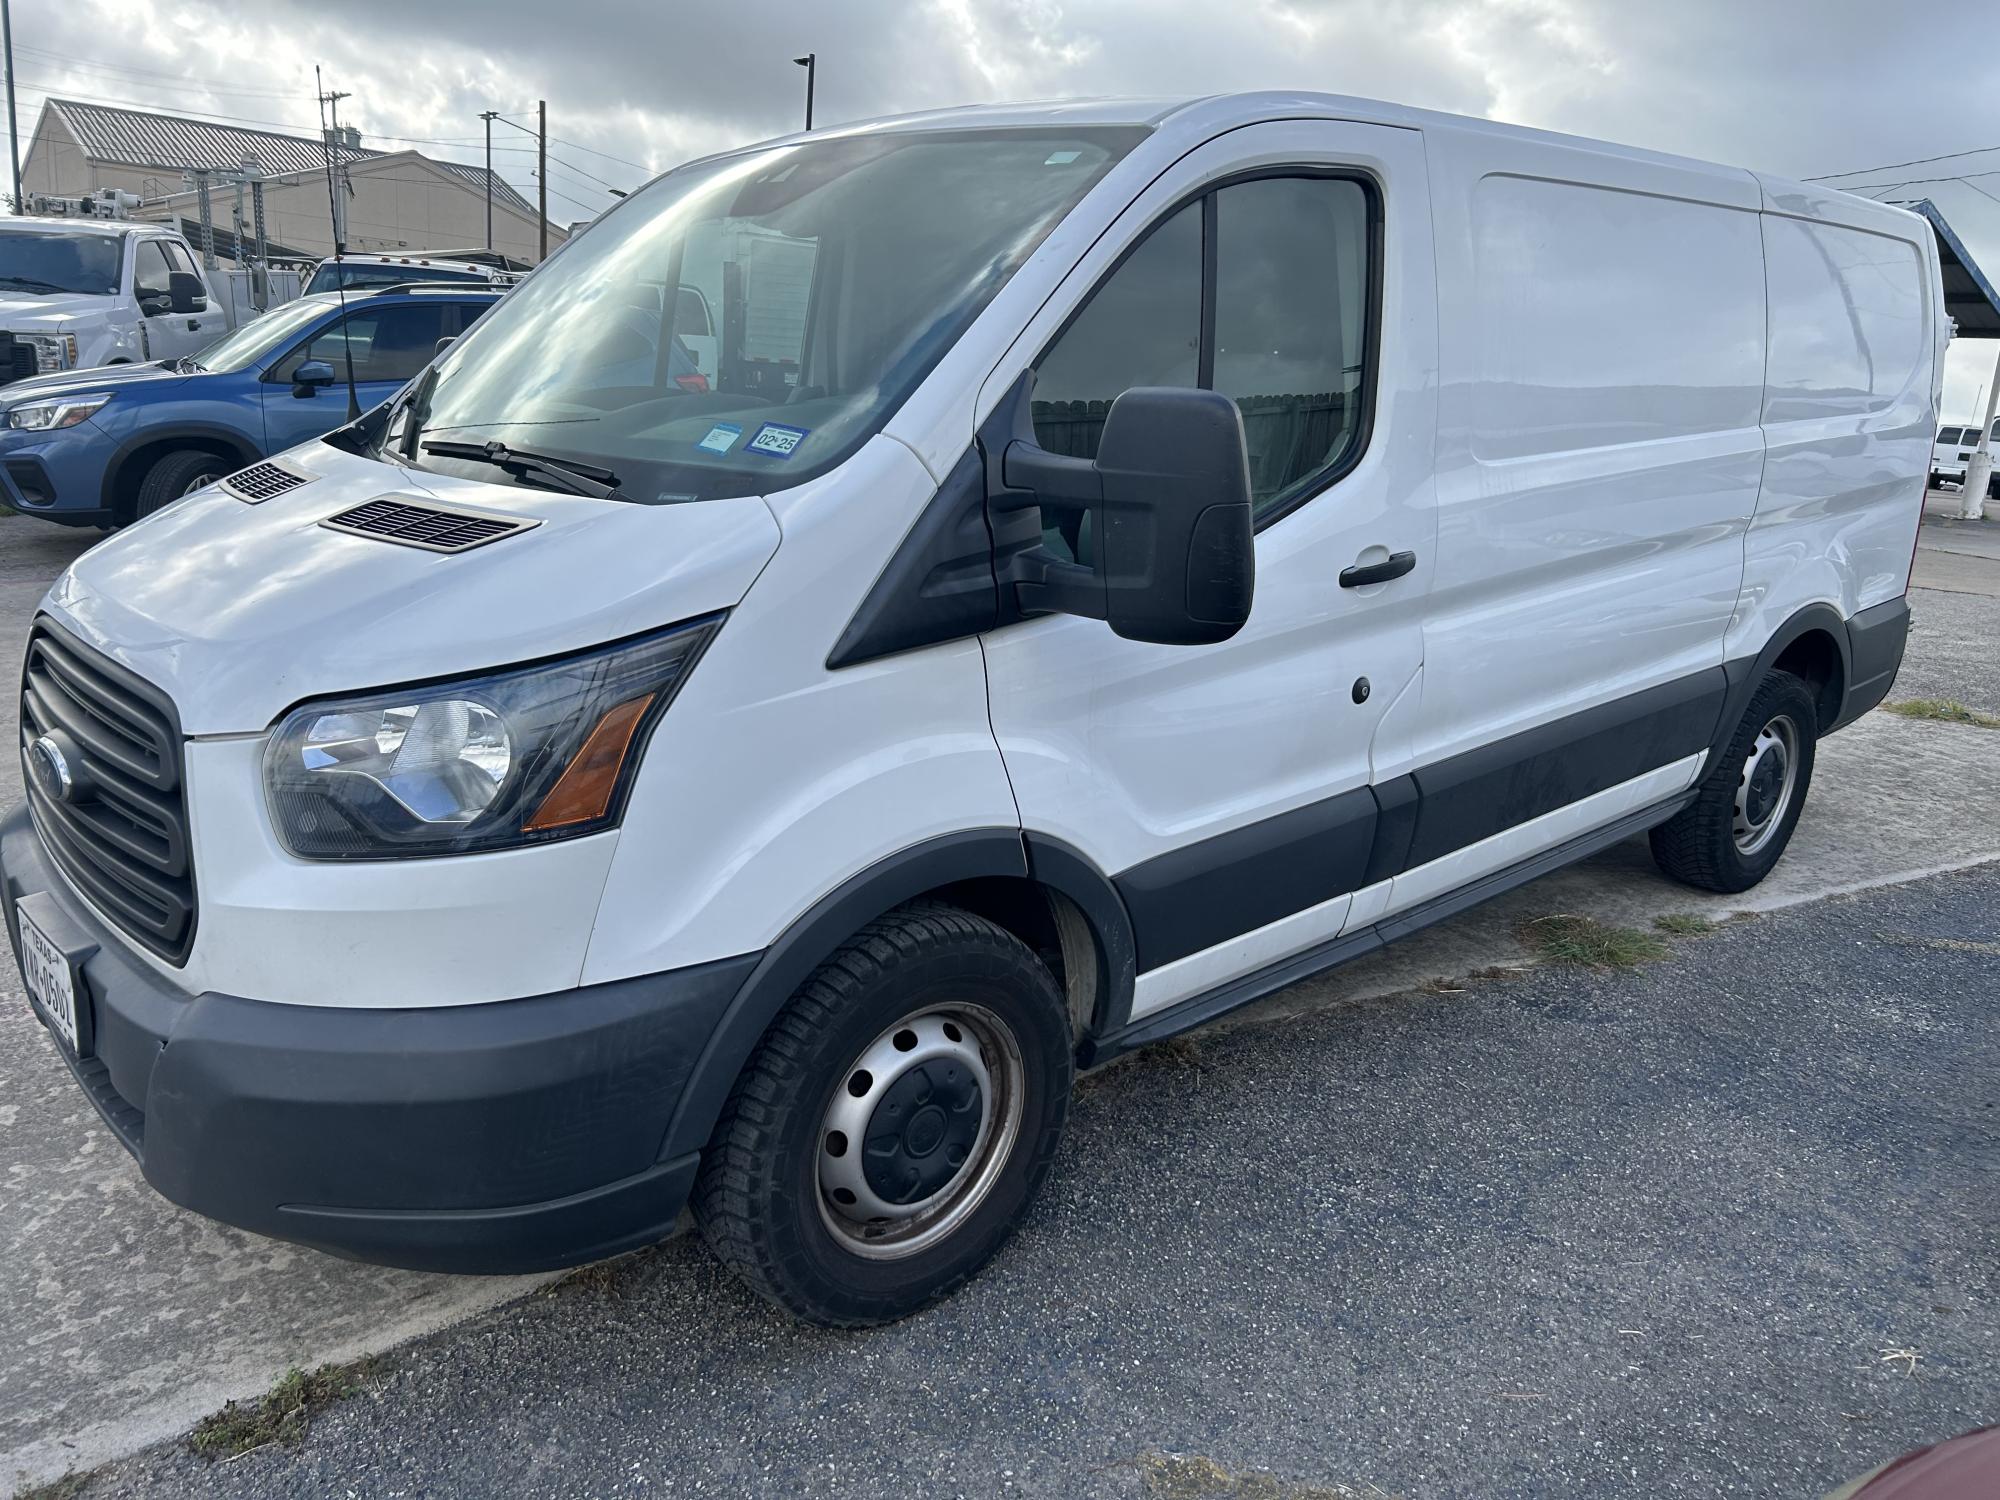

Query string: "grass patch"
[[188, 1358, 377, 1460], [1132, 1451, 1395, 1499], [13, 1472, 90, 1500], [1653, 912, 1716, 936], [1883, 698, 2000, 729], [1518, 914, 1669, 969]]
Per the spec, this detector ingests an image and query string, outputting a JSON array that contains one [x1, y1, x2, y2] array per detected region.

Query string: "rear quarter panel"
[[1730, 179, 1935, 661]]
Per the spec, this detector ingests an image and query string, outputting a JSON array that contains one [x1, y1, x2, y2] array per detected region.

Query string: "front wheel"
[[1650, 669, 1819, 893], [694, 901, 1074, 1327], [131, 449, 230, 521]]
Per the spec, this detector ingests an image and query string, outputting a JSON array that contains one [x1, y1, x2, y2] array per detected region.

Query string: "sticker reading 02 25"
[[746, 423, 809, 459]]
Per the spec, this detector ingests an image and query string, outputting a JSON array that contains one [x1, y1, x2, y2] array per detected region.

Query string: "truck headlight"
[[8, 390, 110, 430], [264, 615, 722, 859], [19, 333, 77, 372]]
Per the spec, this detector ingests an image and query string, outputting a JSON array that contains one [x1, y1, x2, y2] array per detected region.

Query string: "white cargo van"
[[1930, 419, 1997, 492], [3, 95, 1936, 1326]]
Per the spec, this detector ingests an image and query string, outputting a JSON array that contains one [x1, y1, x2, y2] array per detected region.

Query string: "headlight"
[[8, 390, 110, 430], [264, 616, 722, 859], [18, 333, 77, 372]]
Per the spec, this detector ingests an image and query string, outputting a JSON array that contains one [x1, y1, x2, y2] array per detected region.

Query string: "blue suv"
[[0, 285, 499, 527]]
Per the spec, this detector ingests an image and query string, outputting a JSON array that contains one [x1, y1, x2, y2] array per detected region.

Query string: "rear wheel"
[[1650, 669, 1818, 893], [131, 449, 230, 521], [694, 900, 1073, 1326]]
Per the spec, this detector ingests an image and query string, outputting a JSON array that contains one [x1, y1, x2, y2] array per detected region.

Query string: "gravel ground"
[[65, 863, 2000, 1500], [1900, 586, 2000, 715]]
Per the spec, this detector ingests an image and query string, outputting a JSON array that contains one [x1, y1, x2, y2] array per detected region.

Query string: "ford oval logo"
[[26, 733, 77, 804]]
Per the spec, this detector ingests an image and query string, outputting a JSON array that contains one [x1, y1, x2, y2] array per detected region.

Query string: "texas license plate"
[[18, 902, 82, 1055]]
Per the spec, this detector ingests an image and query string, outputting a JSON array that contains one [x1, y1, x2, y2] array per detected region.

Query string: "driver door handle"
[[1339, 549, 1418, 588]]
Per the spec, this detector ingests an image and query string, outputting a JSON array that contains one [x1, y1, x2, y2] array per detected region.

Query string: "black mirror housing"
[[999, 386, 1255, 646], [292, 359, 336, 396], [167, 270, 206, 314]]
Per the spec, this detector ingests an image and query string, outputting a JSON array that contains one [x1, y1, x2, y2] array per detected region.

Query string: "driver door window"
[[133, 241, 173, 309], [271, 305, 450, 386], [1032, 174, 1375, 524]]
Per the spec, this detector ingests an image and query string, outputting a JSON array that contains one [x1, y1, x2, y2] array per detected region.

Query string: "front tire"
[[131, 449, 230, 521], [1650, 669, 1818, 893], [694, 901, 1073, 1327]]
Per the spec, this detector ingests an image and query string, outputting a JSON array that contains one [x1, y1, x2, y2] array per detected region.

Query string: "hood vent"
[[320, 495, 540, 554], [223, 458, 315, 503]]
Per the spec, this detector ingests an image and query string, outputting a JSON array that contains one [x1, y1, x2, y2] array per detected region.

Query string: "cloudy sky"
[[11, 0, 2000, 414]]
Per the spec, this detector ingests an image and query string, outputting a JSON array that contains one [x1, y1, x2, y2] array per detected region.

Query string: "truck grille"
[[0, 334, 36, 385], [18, 619, 195, 963]]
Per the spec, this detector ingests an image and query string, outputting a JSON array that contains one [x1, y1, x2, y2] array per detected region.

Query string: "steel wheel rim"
[[1734, 713, 1800, 857], [815, 1002, 1024, 1262]]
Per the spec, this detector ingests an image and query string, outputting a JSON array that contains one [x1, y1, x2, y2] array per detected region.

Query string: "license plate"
[[18, 903, 81, 1055]]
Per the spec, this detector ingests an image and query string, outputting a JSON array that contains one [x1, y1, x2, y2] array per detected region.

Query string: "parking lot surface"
[[3, 505, 1998, 1493], [72, 863, 2000, 1499]]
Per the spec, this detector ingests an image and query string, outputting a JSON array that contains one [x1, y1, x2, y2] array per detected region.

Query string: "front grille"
[[19, 619, 195, 963], [222, 458, 314, 503], [0, 334, 35, 385], [320, 496, 539, 554]]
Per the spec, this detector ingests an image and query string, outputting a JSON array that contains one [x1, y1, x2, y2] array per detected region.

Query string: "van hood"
[[43, 443, 784, 735]]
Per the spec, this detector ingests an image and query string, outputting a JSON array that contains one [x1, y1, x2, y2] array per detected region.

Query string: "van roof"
[[739, 92, 1927, 237]]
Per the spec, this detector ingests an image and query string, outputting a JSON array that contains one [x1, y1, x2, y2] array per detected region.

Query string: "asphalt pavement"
[[68, 863, 2000, 1500]]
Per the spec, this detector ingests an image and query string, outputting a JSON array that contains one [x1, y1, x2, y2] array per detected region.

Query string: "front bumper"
[[2, 801, 758, 1273]]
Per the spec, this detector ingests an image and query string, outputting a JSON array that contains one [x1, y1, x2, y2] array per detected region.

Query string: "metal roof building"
[[21, 97, 555, 263]]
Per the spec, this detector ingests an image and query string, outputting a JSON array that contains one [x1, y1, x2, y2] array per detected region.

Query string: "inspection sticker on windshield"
[[746, 422, 809, 459], [696, 422, 742, 454]]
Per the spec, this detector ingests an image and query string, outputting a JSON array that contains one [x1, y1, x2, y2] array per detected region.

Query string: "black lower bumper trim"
[[2, 800, 760, 1273]]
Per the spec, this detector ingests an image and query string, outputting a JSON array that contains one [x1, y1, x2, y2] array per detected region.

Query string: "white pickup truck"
[[0, 216, 230, 382]]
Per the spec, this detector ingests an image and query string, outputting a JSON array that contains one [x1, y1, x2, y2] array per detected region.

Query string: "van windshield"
[[398, 126, 1144, 502]]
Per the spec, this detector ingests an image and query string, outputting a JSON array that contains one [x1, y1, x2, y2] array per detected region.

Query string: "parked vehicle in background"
[[302, 254, 520, 296], [3, 95, 1936, 1330], [1929, 419, 1999, 493], [0, 217, 229, 382], [0, 283, 497, 526]]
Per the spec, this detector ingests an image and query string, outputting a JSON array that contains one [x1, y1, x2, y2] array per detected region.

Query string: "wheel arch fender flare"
[[99, 423, 261, 511], [659, 828, 1136, 1163], [1715, 602, 1854, 760]]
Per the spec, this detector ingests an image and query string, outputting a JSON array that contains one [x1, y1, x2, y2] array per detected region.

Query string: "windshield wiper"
[[419, 438, 622, 499], [0, 276, 70, 293]]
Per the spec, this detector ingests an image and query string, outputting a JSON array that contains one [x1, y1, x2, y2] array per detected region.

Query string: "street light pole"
[[480, 109, 498, 252], [793, 53, 815, 131], [1, 0, 19, 214]]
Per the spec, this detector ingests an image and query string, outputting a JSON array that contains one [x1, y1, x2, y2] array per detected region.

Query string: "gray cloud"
[[11, 0, 2000, 410]]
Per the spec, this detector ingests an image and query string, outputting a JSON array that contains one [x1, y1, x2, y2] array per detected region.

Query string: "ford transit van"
[[3, 94, 1937, 1326]]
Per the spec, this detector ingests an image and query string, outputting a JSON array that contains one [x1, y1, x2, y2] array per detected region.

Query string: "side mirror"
[[292, 360, 336, 397], [167, 270, 206, 314], [996, 386, 1255, 645]]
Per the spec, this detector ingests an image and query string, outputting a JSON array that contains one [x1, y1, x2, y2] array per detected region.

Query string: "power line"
[[10, 44, 314, 101], [1806, 143, 2000, 182], [1831, 169, 2000, 195]]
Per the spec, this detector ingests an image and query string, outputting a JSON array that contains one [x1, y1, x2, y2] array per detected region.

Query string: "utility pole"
[[537, 99, 547, 262], [1963, 348, 2000, 522], [480, 109, 498, 252], [794, 53, 815, 131], [318, 79, 351, 252], [1, 0, 18, 214]]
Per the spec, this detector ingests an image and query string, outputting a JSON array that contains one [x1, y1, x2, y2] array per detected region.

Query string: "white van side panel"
[[580, 437, 1022, 986], [1728, 179, 1935, 662], [1414, 132, 1767, 770]]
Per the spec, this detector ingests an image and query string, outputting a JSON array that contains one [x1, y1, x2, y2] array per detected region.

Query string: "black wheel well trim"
[[658, 827, 1136, 1164], [1720, 604, 1853, 750], [99, 424, 261, 513]]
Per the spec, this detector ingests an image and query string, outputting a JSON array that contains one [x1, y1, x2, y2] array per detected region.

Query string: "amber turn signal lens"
[[523, 693, 655, 831]]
